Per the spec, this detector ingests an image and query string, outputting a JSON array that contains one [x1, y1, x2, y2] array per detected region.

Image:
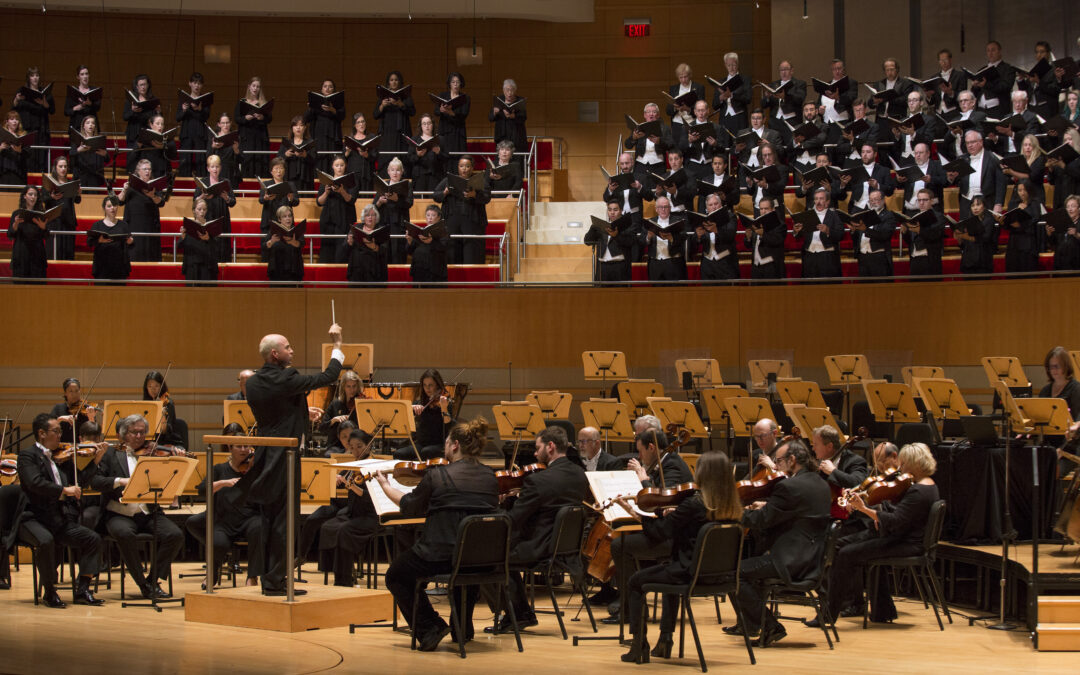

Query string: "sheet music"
[[586, 470, 654, 521], [332, 459, 414, 518]]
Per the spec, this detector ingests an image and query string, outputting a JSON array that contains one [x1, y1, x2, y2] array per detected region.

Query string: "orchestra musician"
[[379, 416, 499, 651], [318, 430, 380, 587], [404, 368, 454, 460], [296, 426, 359, 566], [50, 377, 98, 445], [227, 369, 256, 401], [235, 323, 344, 596], [90, 414, 185, 599], [745, 418, 781, 478], [184, 423, 263, 588], [813, 424, 868, 497], [237, 76, 272, 179], [374, 70, 416, 155], [7, 184, 48, 280], [577, 426, 625, 472], [1040, 347, 1080, 426], [142, 371, 186, 452], [17, 413, 107, 608], [319, 370, 363, 445], [619, 452, 743, 663], [316, 155, 358, 264], [87, 194, 133, 283]]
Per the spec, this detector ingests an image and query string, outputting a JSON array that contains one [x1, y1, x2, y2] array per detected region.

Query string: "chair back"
[[686, 522, 743, 592], [550, 505, 588, 559], [450, 513, 513, 581], [923, 499, 947, 559], [816, 520, 845, 587], [895, 422, 937, 447]]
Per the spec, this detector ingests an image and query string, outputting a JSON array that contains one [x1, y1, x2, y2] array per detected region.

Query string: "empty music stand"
[[824, 354, 872, 429], [300, 458, 334, 505], [647, 398, 708, 439], [580, 399, 635, 453], [701, 386, 749, 454], [901, 366, 945, 389], [119, 455, 197, 611], [675, 358, 721, 390], [582, 351, 628, 398], [493, 402, 547, 468], [725, 397, 775, 471], [915, 378, 972, 440], [786, 405, 848, 445], [861, 380, 921, 442], [981, 356, 1032, 412], [776, 380, 829, 410], [223, 400, 257, 434], [525, 391, 573, 419], [616, 380, 665, 418], [747, 359, 793, 395], [354, 400, 417, 458], [101, 400, 164, 442], [323, 343, 374, 381]]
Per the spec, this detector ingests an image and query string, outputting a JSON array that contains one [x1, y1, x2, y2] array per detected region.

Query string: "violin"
[[391, 457, 449, 486], [837, 470, 914, 509], [635, 482, 698, 512], [51, 443, 103, 462], [234, 449, 255, 474], [737, 470, 787, 504], [0, 458, 16, 477], [496, 462, 546, 496]]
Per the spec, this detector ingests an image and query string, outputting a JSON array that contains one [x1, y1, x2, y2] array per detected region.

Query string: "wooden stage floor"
[[0, 560, 1073, 674]]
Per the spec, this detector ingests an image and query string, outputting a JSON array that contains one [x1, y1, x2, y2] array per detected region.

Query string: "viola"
[[496, 462, 546, 496], [837, 471, 914, 509], [52, 443, 101, 462], [635, 482, 698, 513], [737, 470, 787, 504], [0, 458, 16, 477], [391, 457, 449, 486], [235, 450, 255, 474]]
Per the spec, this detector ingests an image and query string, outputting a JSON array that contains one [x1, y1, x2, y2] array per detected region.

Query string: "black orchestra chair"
[[863, 499, 951, 631], [410, 513, 523, 658], [894, 423, 937, 448], [103, 532, 175, 600], [516, 505, 597, 638], [758, 520, 842, 650], [641, 522, 753, 672], [17, 523, 79, 604]]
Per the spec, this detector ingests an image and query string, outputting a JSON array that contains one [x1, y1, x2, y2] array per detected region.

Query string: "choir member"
[[714, 52, 752, 136], [8, 184, 48, 280], [69, 115, 107, 188], [666, 63, 706, 142], [733, 109, 783, 167], [989, 91, 1040, 157], [833, 99, 880, 163], [489, 78, 527, 162], [119, 158, 169, 262], [13, 66, 55, 172], [888, 90, 942, 163], [947, 130, 1006, 218], [265, 205, 304, 283], [179, 197, 219, 284], [407, 204, 450, 286], [407, 113, 443, 192], [127, 113, 177, 178], [1046, 128, 1080, 210], [624, 102, 673, 186], [375, 157, 414, 264], [896, 142, 947, 215], [379, 416, 499, 652], [761, 60, 807, 144], [955, 196, 996, 275], [346, 204, 388, 283], [842, 142, 894, 212], [1061, 90, 1080, 126], [123, 74, 160, 152], [258, 157, 299, 238], [1002, 179, 1043, 273], [1005, 135, 1048, 208], [584, 200, 636, 283], [698, 153, 739, 213], [278, 115, 315, 191], [208, 112, 242, 187], [305, 78, 345, 175], [237, 76, 272, 178], [374, 70, 415, 155], [43, 155, 80, 260], [972, 41, 1016, 119], [902, 189, 946, 277], [435, 72, 470, 156], [787, 101, 827, 171], [344, 112, 376, 192], [694, 192, 739, 280], [928, 49, 968, 116], [644, 196, 687, 282], [0, 111, 29, 187], [1016, 41, 1060, 121], [793, 187, 844, 279], [64, 64, 100, 132], [653, 149, 693, 214], [680, 100, 724, 182], [794, 152, 845, 208], [1047, 195, 1080, 271], [938, 91, 985, 162], [434, 155, 490, 265], [745, 196, 785, 279], [488, 141, 523, 192], [196, 154, 236, 263], [316, 155, 357, 264], [850, 189, 896, 278], [603, 151, 651, 252], [744, 143, 788, 216], [868, 57, 914, 120], [184, 424, 263, 588], [87, 194, 132, 283], [820, 59, 859, 124]]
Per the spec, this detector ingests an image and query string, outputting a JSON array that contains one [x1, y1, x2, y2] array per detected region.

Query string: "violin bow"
[[76, 361, 108, 434], [650, 428, 667, 489], [148, 361, 174, 450]]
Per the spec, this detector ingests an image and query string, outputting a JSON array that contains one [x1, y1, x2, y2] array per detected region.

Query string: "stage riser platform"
[[1038, 596, 1080, 651], [184, 586, 393, 632]]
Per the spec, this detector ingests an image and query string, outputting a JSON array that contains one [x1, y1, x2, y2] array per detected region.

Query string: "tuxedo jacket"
[[18, 445, 97, 532], [741, 469, 832, 583], [507, 456, 590, 563]]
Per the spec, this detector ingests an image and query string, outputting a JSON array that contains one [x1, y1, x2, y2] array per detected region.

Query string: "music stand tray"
[[223, 401, 256, 433], [980, 356, 1029, 389], [353, 400, 416, 438], [1014, 398, 1073, 439], [102, 400, 164, 441], [323, 343, 374, 380], [647, 398, 708, 438], [747, 359, 793, 394], [902, 366, 945, 387], [724, 397, 774, 437], [580, 399, 635, 449], [617, 380, 665, 417], [776, 380, 828, 409], [492, 402, 547, 440], [861, 381, 922, 423], [993, 381, 1033, 433], [915, 377, 972, 421], [824, 354, 872, 385], [582, 351, 628, 381], [300, 458, 334, 505], [786, 405, 848, 444], [525, 391, 572, 419], [701, 386, 749, 422], [675, 359, 722, 388]]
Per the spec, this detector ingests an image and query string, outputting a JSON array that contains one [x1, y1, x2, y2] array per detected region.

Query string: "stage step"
[[1037, 596, 1080, 651]]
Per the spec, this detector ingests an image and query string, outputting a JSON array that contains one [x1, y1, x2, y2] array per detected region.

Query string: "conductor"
[[237, 323, 345, 596]]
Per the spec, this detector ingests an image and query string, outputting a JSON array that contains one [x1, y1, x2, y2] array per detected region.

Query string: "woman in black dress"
[[487, 140, 523, 192], [279, 115, 315, 191], [489, 78, 528, 160], [142, 370, 186, 452], [128, 113, 177, 178], [176, 72, 211, 178], [407, 113, 443, 192], [64, 64, 101, 132], [346, 204, 388, 284], [378, 416, 499, 652], [316, 155, 357, 264], [1003, 179, 1042, 273], [43, 155, 81, 260], [120, 158, 170, 262], [87, 194, 132, 283], [179, 197, 220, 284], [258, 157, 300, 261], [123, 74, 160, 155], [376, 157, 414, 264], [434, 155, 491, 265], [69, 115, 108, 188], [956, 196, 997, 275], [1040, 346, 1080, 422], [435, 72, 470, 156], [305, 78, 345, 175], [195, 153, 236, 262], [0, 112, 30, 188], [374, 70, 415, 155], [408, 368, 453, 459], [13, 66, 55, 173], [319, 429, 380, 587], [8, 184, 48, 280], [1047, 195, 1080, 271], [208, 112, 242, 187], [236, 76, 271, 178], [406, 204, 449, 286], [344, 113, 376, 192], [265, 204, 304, 283]]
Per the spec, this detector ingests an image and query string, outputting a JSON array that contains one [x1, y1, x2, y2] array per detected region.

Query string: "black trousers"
[[596, 259, 632, 283], [627, 564, 683, 637], [321, 514, 380, 587], [700, 256, 739, 280], [611, 531, 672, 599], [185, 512, 265, 581], [259, 494, 300, 591], [733, 554, 782, 633], [648, 257, 686, 282], [385, 546, 479, 640], [105, 510, 183, 589], [751, 261, 783, 279], [19, 518, 102, 591], [909, 253, 942, 277], [297, 504, 339, 562], [857, 252, 892, 278], [827, 529, 920, 621]]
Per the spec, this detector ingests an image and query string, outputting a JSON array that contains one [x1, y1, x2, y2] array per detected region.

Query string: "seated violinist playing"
[[319, 430, 381, 587], [617, 452, 743, 663], [745, 418, 781, 478], [817, 442, 939, 626], [184, 423, 262, 588]]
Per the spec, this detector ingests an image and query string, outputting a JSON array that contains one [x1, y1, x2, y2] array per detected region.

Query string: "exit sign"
[[624, 18, 651, 38]]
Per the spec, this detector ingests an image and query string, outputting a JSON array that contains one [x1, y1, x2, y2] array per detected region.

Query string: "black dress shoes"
[[483, 611, 538, 634], [418, 623, 452, 652], [0, 577, 10, 590], [74, 581, 105, 606], [621, 637, 650, 664], [722, 623, 748, 636], [650, 632, 674, 658], [263, 587, 307, 596], [751, 623, 787, 647], [42, 589, 67, 609]]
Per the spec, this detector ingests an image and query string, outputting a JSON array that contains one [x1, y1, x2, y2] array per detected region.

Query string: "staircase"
[[515, 201, 604, 283], [1037, 596, 1080, 651]]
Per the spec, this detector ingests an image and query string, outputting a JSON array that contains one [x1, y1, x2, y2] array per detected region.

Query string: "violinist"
[[745, 418, 781, 478], [17, 413, 107, 608], [486, 426, 589, 634], [605, 428, 693, 624], [813, 424, 868, 493], [227, 369, 256, 401], [379, 417, 498, 651], [50, 377, 98, 444], [402, 368, 454, 460], [872, 442, 900, 474], [319, 370, 363, 449], [619, 452, 742, 663], [318, 430, 381, 587], [727, 439, 830, 646], [143, 370, 186, 452], [820, 442, 939, 625], [90, 414, 184, 599], [184, 423, 262, 588]]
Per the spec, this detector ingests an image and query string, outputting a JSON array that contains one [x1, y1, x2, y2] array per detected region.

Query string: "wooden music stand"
[[748, 359, 793, 394], [182, 451, 211, 496], [902, 366, 945, 387], [981, 356, 1029, 388], [353, 400, 417, 456], [1069, 350, 1080, 377], [862, 380, 921, 441], [616, 379, 665, 418], [776, 380, 828, 409], [701, 386, 749, 454], [525, 391, 573, 419], [580, 399, 635, 452], [647, 398, 708, 438], [675, 359, 722, 388], [101, 400, 163, 441], [1014, 398, 1072, 442], [582, 351, 628, 396], [493, 402, 547, 440], [993, 381, 1033, 433], [915, 377, 972, 439], [824, 354, 872, 427], [223, 400, 257, 433], [724, 397, 774, 437], [300, 458, 334, 505], [323, 343, 374, 380], [785, 405, 847, 445]]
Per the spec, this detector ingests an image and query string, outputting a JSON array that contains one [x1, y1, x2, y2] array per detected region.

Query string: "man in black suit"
[[812, 424, 868, 497], [92, 414, 185, 599], [947, 130, 1006, 217], [869, 58, 914, 120], [578, 426, 625, 472], [226, 369, 255, 401], [694, 192, 740, 280], [988, 90, 1041, 157], [488, 426, 590, 632], [821, 59, 858, 124], [603, 151, 652, 264], [643, 196, 688, 282], [832, 99, 880, 164], [714, 52, 753, 136], [734, 110, 784, 166], [745, 196, 786, 279], [842, 142, 895, 212], [795, 152, 846, 208], [680, 100, 725, 182], [666, 63, 706, 145], [938, 91, 987, 161], [744, 143, 788, 216], [624, 103, 674, 187], [793, 187, 844, 279], [972, 40, 1016, 119], [928, 49, 968, 116], [728, 438, 831, 645], [897, 142, 948, 214], [902, 189, 948, 277], [787, 101, 828, 171], [18, 413, 106, 608], [236, 322, 344, 595], [585, 200, 637, 283], [761, 60, 807, 144], [1016, 41, 1060, 121], [698, 154, 740, 213], [850, 189, 897, 278]]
